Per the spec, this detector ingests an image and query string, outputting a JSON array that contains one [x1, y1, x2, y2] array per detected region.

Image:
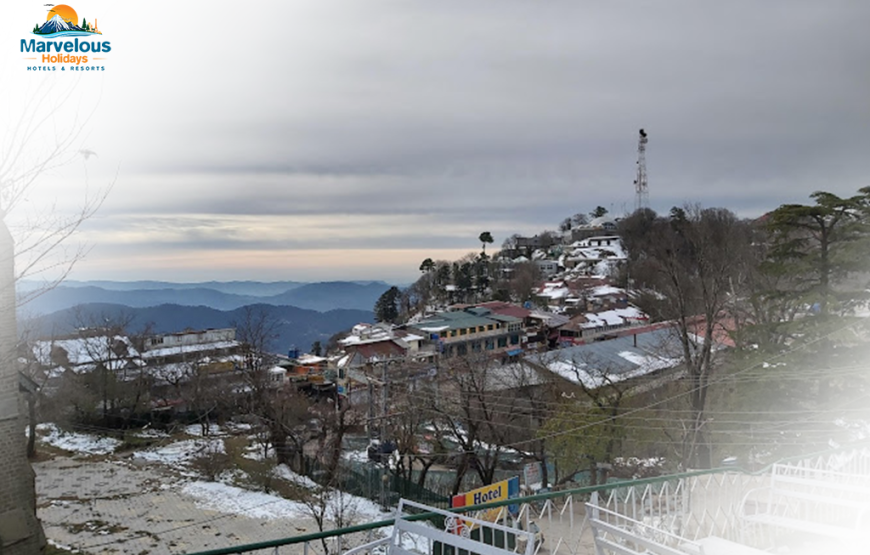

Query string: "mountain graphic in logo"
[[32, 4, 102, 37]]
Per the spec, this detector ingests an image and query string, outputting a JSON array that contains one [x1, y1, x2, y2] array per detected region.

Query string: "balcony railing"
[[183, 444, 870, 555]]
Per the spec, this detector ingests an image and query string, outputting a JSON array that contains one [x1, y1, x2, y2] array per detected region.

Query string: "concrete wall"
[[0, 220, 45, 553]]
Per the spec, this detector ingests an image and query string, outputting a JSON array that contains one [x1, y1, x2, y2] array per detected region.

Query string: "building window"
[[497, 337, 508, 348], [510, 334, 520, 345], [460, 328, 467, 336], [485, 339, 495, 350], [472, 341, 481, 353], [457, 344, 468, 356], [487, 324, 494, 331]]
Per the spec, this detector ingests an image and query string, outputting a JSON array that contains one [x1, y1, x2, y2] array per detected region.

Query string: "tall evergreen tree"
[[478, 231, 494, 255], [590, 206, 609, 219], [374, 286, 401, 323], [766, 188, 870, 316], [419, 258, 435, 274]]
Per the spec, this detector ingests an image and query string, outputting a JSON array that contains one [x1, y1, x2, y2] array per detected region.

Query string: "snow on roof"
[[589, 216, 617, 227], [578, 307, 646, 329], [418, 326, 449, 332], [142, 340, 240, 359], [33, 336, 141, 367], [530, 328, 681, 389], [297, 354, 328, 365], [589, 285, 624, 297], [537, 282, 570, 299]]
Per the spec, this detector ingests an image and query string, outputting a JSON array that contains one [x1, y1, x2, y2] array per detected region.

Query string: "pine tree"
[[767, 188, 870, 316], [590, 206, 609, 219], [374, 286, 401, 323]]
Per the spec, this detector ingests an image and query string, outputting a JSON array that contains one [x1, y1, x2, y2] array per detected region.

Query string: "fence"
[[183, 443, 870, 555], [301, 454, 451, 509]]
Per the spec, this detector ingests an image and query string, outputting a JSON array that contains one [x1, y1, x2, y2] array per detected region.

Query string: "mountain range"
[[19, 280, 392, 314], [26, 303, 371, 354]]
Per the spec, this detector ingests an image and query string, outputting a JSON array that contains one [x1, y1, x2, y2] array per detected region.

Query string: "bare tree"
[[426, 355, 529, 494], [383, 380, 451, 489], [62, 310, 154, 431], [620, 206, 752, 469], [2, 83, 111, 306], [538, 351, 632, 484], [1, 81, 111, 554], [509, 261, 542, 303], [300, 478, 362, 555]]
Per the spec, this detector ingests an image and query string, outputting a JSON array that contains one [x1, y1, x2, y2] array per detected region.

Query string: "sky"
[[2, 1, 869, 284]]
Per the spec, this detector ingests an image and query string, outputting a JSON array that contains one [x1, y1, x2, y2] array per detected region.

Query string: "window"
[[472, 341, 481, 353], [457, 344, 468, 356], [485, 339, 495, 350], [479, 326, 486, 333], [497, 337, 508, 348], [459, 328, 467, 336], [487, 324, 494, 331], [510, 334, 520, 345]]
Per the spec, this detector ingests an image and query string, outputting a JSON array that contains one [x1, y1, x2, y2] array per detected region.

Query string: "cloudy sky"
[[2, 1, 869, 284]]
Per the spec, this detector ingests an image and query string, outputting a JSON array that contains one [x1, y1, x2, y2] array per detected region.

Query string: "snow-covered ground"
[[133, 438, 225, 467], [34, 422, 398, 554], [181, 480, 311, 519], [274, 463, 318, 489], [184, 423, 227, 437], [35, 423, 122, 455]]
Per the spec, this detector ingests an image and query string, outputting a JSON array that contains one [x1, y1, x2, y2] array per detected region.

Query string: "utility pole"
[[634, 128, 649, 211]]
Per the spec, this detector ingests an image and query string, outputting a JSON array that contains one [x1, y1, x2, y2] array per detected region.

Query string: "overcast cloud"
[[2, 0, 869, 283]]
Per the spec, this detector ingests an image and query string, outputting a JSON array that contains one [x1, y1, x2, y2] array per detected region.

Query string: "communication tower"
[[634, 128, 649, 211]]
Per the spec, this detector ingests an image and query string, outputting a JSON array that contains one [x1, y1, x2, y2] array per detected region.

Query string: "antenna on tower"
[[634, 128, 649, 212]]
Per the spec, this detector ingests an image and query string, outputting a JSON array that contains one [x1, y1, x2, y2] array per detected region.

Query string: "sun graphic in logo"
[[47, 4, 78, 27]]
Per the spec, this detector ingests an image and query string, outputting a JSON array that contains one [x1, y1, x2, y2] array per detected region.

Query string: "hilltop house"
[[409, 306, 524, 360]]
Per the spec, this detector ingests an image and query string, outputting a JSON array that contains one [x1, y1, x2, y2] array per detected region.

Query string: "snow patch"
[[37, 423, 121, 455], [181, 481, 309, 519], [133, 438, 225, 466], [274, 464, 318, 489]]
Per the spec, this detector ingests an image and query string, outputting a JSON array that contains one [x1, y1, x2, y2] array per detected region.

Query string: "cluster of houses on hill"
[[23, 219, 720, 423], [500, 215, 626, 278]]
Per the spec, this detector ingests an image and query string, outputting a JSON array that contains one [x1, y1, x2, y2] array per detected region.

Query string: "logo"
[[34, 4, 102, 38], [21, 4, 110, 71]]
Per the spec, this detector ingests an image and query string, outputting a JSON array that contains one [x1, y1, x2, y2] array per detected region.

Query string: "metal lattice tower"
[[634, 128, 649, 211]]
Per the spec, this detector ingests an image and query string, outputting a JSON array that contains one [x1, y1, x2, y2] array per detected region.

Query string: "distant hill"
[[25, 303, 373, 354], [258, 282, 392, 312], [18, 280, 392, 314], [20, 280, 306, 296]]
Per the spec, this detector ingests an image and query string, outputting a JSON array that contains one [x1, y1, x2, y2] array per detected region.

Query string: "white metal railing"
[[344, 499, 536, 555], [180, 446, 870, 555]]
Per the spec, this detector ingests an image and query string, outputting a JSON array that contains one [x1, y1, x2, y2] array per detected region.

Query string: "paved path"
[[35, 453, 598, 555], [35, 457, 330, 555]]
